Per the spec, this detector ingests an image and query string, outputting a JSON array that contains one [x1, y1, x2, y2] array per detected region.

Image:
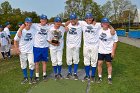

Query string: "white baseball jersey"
[[0, 31, 8, 46], [47, 26, 65, 50], [98, 28, 118, 54], [66, 23, 82, 48], [79, 21, 101, 48], [14, 28, 35, 53], [4, 27, 10, 36], [31, 23, 50, 48]]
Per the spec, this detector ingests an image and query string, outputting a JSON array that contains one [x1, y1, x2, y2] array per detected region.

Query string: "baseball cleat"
[[43, 75, 48, 81], [21, 78, 28, 84], [96, 77, 102, 84], [82, 76, 90, 82], [57, 74, 63, 80], [108, 78, 112, 85], [73, 74, 78, 80], [33, 77, 39, 83], [29, 78, 33, 84], [90, 76, 95, 83], [65, 73, 72, 79]]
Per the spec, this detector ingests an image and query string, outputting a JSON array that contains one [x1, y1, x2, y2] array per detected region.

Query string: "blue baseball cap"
[[101, 18, 110, 23], [5, 22, 10, 26], [85, 13, 93, 19], [54, 17, 61, 22], [0, 25, 3, 28], [70, 13, 77, 20], [18, 22, 23, 26], [40, 14, 47, 19], [25, 17, 32, 22]]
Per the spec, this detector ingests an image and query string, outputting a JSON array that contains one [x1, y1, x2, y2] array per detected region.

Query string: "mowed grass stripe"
[[28, 79, 87, 93]]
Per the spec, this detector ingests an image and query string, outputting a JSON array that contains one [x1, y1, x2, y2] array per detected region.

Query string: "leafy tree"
[[1, 1, 12, 14]]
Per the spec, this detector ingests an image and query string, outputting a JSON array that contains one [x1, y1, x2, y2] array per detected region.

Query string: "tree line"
[[0, 0, 138, 31], [58, 0, 138, 26]]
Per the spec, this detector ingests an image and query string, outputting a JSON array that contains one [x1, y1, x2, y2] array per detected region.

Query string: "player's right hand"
[[20, 24, 26, 30], [51, 42, 59, 46], [65, 27, 69, 32], [15, 48, 20, 54]]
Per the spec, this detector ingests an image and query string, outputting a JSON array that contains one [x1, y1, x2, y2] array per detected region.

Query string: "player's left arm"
[[111, 33, 118, 58], [111, 42, 117, 58]]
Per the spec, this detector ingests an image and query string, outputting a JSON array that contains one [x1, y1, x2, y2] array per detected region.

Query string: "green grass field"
[[0, 42, 140, 93]]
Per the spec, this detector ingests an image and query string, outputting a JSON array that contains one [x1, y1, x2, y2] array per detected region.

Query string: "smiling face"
[[54, 22, 61, 28], [70, 19, 78, 25], [25, 22, 32, 28], [40, 19, 47, 25], [85, 18, 93, 24], [101, 22, 110, 29]]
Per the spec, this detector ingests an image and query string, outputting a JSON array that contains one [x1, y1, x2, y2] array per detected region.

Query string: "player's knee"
[[67, 60, 72, 65], [21, 65, 27, 69], [91, 61, 97, 67], [84, 62, 90, 66], [73, 61, 79, 64], [52, 62, 57, 66], [58, 61, 62, 66], [29, 63, 35, 70], [91, 63, 97, 67]]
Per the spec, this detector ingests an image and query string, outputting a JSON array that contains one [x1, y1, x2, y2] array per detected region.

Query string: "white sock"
[[43, 72, 46, 76], [36, 73, 39, 77], [99, 75, 102, 78], [108, 75, 112, 78]]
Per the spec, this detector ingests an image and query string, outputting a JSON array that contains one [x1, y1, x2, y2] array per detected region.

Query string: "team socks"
[[58, 65, 62, 74], [22, 68, 27, 78], [85, 66, 90, 77], [68, 65, 72, 74], [30, 69, 34, 78], [91, 67, 96, 77], [74, 64, 78, 74], [53, 66, 57, 75]]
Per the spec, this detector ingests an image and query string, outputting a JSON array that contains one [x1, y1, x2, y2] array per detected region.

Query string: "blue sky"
[[0, 0, 139, 18]]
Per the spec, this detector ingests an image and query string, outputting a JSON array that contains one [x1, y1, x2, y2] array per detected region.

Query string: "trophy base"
[[52, 40, 59, 44]]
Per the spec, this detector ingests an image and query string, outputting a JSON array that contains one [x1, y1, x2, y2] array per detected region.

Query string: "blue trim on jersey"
[[33, 47, 49, 62]]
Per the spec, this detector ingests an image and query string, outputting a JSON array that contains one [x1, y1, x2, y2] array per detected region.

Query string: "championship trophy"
[[51, 30, 62, 44]]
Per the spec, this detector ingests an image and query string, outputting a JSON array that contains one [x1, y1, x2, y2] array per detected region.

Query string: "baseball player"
[[65, 13, 82, 80], [47, 17, 65, 80], [80, 13, 102, 82], [14, 17, 35, 84], [32, 14, 50, 82], [0, 25, 10, 59], [4, 22, 11, 58], [97, 18, 118, 84], [17, 14, 50, 82]]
